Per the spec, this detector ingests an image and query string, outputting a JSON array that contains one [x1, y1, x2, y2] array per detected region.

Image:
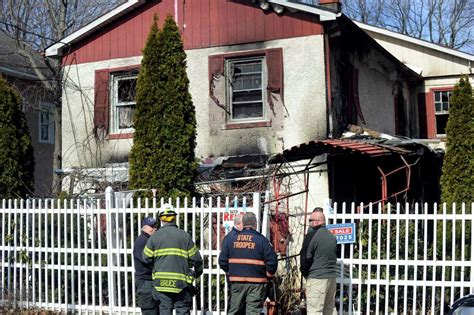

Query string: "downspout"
[[174, 0, 178, 23], [324, 33, 332, 138]]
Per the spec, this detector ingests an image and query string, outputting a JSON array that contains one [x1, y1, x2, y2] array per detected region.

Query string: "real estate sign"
[[326, 223, 356, 244]]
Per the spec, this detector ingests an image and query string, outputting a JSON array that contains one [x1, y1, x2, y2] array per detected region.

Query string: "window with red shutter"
[[94, 66, 139, 140], [208, 48, 284, 127]]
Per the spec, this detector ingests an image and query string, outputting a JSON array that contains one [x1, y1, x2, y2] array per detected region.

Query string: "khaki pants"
[[305, 278, 337, 315]]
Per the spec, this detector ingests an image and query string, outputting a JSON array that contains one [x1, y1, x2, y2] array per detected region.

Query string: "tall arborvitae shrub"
[[440, 75, 474, 207], [0, 77, 34, 198], [129, 15, 197, 199]]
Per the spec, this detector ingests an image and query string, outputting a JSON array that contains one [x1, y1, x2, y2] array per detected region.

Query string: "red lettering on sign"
[[330, 227, 353, 235]]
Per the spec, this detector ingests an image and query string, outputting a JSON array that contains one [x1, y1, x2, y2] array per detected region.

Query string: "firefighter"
[[143, 204, 203, 315], [218, 212, 278, 315]]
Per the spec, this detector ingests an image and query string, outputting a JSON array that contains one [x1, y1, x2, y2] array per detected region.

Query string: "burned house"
[[44, 0, 470, 207]]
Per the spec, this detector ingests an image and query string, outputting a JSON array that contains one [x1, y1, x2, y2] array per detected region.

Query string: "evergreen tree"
[[129, 15, 197, 199], [0, 76, 35, 198], [440, 75, 474, 207]]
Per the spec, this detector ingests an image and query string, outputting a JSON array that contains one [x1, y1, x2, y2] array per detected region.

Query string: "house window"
[[39, 104, 54, 144], [227, 57, 266, 121], [111, 71, 138, 133], [434, 90, 451, 136]]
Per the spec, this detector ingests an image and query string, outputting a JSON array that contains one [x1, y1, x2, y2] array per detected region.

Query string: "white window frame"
[[433, 90, 451, 137], [38, 103, 54, 144], [110, 72, 138, 134], [226, 57, 267, 122]]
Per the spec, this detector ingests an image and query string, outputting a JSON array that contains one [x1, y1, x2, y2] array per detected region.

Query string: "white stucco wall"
[[61, 35, 327, 169]]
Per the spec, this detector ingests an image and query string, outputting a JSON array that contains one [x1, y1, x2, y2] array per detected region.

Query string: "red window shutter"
[[266, 48, 283, 106], [208, 54, 225, 109], [417, 92, 427, 138], [425, 92, 436, 138], [94, 69, 110, 138]]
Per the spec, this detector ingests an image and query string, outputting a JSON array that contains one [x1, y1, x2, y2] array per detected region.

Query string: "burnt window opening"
[[434, 90, 451, 136], [227, 57, 266, 121]]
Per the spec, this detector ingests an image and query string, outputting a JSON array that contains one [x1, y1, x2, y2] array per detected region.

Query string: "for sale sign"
[[326, 223, 356, 244]]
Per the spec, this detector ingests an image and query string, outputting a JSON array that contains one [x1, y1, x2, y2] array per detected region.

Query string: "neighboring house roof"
[[355, 21, 474, 62], [0, 31, 48, 81]]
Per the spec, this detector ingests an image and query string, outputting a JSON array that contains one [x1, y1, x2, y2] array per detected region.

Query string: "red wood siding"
[[64, 0, 323, 65]]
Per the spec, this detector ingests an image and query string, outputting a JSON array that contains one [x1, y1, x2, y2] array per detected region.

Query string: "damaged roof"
[[270, 138, 413, 163]]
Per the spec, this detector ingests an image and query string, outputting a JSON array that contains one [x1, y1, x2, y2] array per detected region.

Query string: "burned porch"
[[270, 136, 443, 210]]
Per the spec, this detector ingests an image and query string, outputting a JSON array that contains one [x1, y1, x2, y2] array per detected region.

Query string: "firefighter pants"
[[305, 278, 337, 315], [154, 288, 192, 315], [228, 282, 266, 315], [136, 278, 160, 315]]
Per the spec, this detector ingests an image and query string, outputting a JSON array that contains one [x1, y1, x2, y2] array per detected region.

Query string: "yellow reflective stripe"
[[155, 286, 182, 293], [152, 272, 190, 281], [188, 245, 198, 256], [155, 248, 188, 254], [143, 246, 154, 257], [154, 252, 188, 258], [154, 248, 188, 255]]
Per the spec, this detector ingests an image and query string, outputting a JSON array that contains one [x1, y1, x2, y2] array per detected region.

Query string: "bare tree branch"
[[344, 0, 474, 53], [0, 0, 126, 195]]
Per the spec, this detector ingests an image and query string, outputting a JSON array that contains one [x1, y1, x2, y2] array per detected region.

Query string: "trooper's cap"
[[141, 217, 158, 228]]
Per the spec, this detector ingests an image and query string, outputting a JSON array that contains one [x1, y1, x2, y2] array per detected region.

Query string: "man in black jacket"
[[300, 211, 337, 315], [134, 217, 160, 314]]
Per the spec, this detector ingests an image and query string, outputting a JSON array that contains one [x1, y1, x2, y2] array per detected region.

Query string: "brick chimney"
[[319, 0, 342, 12]]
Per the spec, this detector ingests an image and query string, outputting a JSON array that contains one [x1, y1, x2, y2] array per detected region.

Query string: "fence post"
[[105, 186, 115, 312], [260, 191, 269, 237], [471, 203, 474, 291]]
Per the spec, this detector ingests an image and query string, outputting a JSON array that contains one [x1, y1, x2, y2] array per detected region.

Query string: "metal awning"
[[270, 139, 412, 163]]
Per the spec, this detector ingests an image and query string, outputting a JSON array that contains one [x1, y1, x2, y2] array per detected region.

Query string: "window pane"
[[436, 114, 449, 135], [435, 103, 441, 112], [41, 125, 49, 141], [442, 102, 449, 111], [229, 58, 264, 121], [118, 105, 134, 129], [232, 102, 263, 119], [117, 78, 136, 103], [232, 90, 262, 102], [441, 91, 449, 102], [434, 92, 440, 102], [41, 111, 49, 124]]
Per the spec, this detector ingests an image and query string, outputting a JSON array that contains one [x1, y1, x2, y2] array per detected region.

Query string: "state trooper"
[[218, 212, 277, 314]]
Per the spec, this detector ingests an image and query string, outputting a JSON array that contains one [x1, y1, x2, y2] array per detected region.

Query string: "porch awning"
[[270, 139, 412, 163]]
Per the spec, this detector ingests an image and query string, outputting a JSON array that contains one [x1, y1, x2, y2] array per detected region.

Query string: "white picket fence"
[[0, 190, 262, 314], [328, 202, 474, 315], [1, 194, 473, 314]]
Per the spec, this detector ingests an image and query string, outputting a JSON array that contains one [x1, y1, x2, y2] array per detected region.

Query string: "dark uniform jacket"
[[219, 228, 277, 283], [133, 231, 153, 280], [143, 224, 203, 294]]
